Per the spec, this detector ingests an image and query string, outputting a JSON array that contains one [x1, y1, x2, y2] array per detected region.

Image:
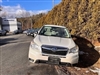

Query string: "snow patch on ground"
[[79, 51, 88, 55], [74, 67, 81, 71], [95, 46, 100, 53], [89, 67, 100, 75], [85, 70, 90, 73]]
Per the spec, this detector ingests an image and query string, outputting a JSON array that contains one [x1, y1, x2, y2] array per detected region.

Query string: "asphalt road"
[[0, 34, 60, 75]]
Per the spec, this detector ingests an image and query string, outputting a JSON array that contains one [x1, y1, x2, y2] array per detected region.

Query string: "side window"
[[40, 28, 46, 34], [64, 29, 70, 37]]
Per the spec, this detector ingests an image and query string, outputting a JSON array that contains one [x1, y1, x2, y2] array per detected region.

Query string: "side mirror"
[[33, 31, 38, 37]]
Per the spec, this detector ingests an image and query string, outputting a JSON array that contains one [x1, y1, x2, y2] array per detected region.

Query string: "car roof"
[[44, 25, 66, 28]]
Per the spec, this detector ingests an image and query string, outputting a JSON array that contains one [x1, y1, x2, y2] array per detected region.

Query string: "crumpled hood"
[[34, 35, 76, 49]]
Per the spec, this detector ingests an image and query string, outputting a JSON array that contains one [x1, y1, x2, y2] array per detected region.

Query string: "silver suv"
[[28, 25, 79, 65]]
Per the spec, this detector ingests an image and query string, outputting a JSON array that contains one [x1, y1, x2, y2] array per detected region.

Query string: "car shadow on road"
[[0, 38, 18, 46], [72, 35, 100, 68]]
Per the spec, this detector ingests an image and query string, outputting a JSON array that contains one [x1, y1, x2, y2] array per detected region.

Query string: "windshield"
[[39, 26, 71, 38]]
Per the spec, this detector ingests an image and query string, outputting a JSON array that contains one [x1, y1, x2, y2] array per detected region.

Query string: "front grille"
[[41, 45, 68, 56]]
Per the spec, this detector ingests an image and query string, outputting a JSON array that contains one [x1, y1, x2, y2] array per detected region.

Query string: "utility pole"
[[0, 5, 2, 12], [0, 5, 2, 17], [0, 0, 3, 11], [0, 6, 2, 11], [0, 6, 2, 32], [52, 0, 55, 7], [30, 16, 32, 29]]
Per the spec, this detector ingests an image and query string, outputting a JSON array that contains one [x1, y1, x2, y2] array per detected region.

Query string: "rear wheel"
[[4, 33, 6, 36]]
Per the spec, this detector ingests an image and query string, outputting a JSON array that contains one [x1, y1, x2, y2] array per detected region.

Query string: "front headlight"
[[30, 41, 40, 50], [69, 45, 79, 53]]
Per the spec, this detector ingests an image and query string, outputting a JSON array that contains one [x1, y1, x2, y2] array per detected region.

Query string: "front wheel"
[[27, 62, 39, 68], [32, 34, 34, 37]]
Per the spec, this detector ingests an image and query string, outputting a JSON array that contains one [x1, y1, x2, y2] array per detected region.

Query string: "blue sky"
[[0, 0, 61, 17], [0, 0, 61, 11]]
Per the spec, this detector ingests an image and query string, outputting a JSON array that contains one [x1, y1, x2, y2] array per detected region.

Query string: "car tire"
[[32, 34, 34, 37], [28, 62, 39, 68], [26, 33, 29, 36], [4, 33, 6, 36], [72, 63, 78, 67]]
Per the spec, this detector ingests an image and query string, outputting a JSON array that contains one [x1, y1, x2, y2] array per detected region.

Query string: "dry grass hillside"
[[33, 0, 100, 43]]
